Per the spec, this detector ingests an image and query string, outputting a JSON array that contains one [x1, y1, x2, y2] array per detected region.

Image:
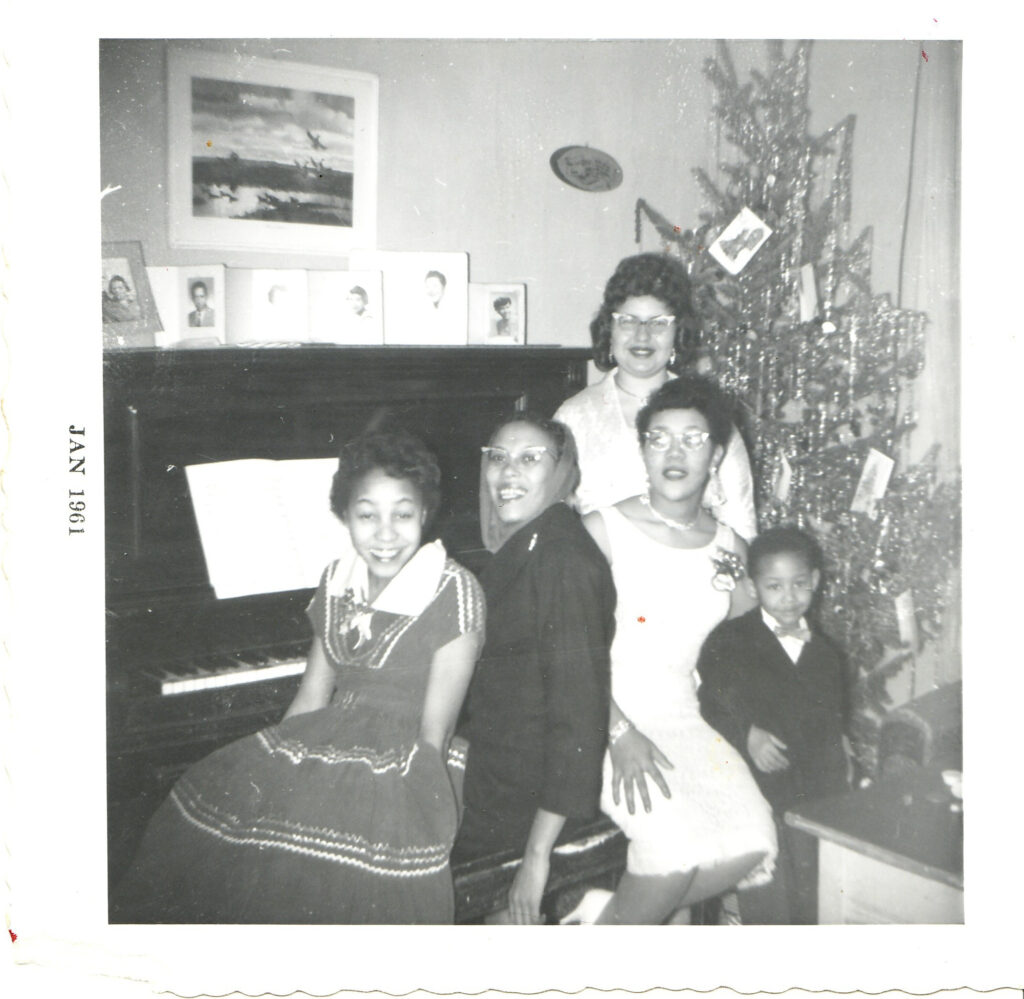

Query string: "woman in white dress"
[[572, 376, 776, 924], [555, 252, 757, 541]]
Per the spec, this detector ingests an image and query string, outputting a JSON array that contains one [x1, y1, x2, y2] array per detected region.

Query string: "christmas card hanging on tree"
[[708, 206, 772, 275]]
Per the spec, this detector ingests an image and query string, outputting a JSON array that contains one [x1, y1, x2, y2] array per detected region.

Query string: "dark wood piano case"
[[104, 345, 591, 895]]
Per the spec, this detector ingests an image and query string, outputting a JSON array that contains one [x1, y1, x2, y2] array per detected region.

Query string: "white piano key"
[[160, 657, 306, 696]]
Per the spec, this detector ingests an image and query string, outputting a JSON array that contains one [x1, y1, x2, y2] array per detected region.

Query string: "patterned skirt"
[[112, 703, 462, 924]]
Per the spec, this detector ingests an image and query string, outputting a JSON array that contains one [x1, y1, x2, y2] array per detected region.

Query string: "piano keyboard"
[[156, 647, 307, 696]]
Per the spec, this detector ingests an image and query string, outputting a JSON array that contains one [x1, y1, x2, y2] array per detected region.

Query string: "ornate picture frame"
[[101, 240, 163, 348], [167, 48, 378, 256]]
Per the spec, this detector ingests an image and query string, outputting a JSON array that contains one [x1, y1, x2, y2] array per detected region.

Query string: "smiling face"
[[610, 294, 676, 379], [344, 469, 425, 595], [750, 552, 820, 628], [109, 277, 129, 302], [642, 407, 722, 505], [484, 421, 558, 528]]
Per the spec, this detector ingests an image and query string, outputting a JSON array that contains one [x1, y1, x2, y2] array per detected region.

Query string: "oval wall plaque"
[[550, 145, 623, 192]]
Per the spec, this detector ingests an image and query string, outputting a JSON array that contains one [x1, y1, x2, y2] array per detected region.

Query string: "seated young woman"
[[111, 430, 485, 924], [570, 376, 777, 924], [451, 413, 616, 924]]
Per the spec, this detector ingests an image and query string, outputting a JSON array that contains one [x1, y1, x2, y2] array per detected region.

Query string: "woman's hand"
[[747, 724, 789, 773], [610, 727, 674, 815], [507, 853, 550, 925]]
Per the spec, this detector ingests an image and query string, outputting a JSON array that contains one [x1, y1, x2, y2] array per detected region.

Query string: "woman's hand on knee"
[[610, 729, 673, 815], [507, 854, 549, 924]]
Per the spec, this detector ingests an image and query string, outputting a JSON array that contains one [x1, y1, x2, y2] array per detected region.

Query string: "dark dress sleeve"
[[696, 622, 756, 755], [534, 536, 615, 819]]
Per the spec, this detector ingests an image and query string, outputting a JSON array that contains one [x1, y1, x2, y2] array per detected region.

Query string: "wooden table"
[[785, 767, 963, 924]]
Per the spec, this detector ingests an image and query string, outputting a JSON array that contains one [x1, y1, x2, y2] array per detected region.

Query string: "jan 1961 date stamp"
[[68, 424, 86, 534]]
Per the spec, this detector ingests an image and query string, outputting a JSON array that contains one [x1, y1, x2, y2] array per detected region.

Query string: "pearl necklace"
[[639, 494, 699, 532]]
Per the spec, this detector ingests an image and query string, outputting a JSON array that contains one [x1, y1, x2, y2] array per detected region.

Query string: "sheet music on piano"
[[185, 457, 354, 599]]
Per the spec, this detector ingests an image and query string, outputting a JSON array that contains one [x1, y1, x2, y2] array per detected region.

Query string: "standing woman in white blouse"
[[555, 253, 758, 541]]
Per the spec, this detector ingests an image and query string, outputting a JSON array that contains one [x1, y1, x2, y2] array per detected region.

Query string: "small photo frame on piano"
[[224, 268, 310, 345], [307, 270, 384, 345], [350, 249, 468, 346], [147, 264, 227, 347], [468, 283, 527, 345], [102, 241, 163, 348]]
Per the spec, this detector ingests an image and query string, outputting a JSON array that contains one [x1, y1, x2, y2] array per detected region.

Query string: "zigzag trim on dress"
[[170, 779, 450, 877], [259, 729, 418, 775]]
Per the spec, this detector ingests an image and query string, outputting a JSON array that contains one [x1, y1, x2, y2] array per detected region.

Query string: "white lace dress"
[[554, 371, 758, 541], [597, 509, 776, 884]]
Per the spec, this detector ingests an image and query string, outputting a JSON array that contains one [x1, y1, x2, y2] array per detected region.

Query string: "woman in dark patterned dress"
[[112, 431, 485, 924]]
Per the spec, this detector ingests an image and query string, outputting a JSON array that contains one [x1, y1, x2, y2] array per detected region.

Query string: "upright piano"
[[104, 345, 591, 892]]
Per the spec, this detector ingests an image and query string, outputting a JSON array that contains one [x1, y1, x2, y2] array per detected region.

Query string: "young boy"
[[697, 525, 850, 924]]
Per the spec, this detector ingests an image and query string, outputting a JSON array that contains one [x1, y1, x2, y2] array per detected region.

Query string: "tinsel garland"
[[635, 40, 961, 776]]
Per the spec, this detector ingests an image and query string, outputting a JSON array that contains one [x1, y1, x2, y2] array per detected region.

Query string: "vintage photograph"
[[224, 267, 310, 343], [351, 249, 469, 345], [307, 269, 385, 344], [101, 240, 163, 347], [167, 48, 378, 254], [469, 282, 527, 344], [147, 264, 227, 346], [14, 23, 1014, 997]]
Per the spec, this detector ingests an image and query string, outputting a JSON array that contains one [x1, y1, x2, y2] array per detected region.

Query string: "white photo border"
[[167, 47, 378, 256]]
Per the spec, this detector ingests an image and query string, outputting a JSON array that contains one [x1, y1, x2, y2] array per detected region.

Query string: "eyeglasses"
[[642, 429, 711, 452], [612, 313, 676, 335], [481, 445, 552, 470]]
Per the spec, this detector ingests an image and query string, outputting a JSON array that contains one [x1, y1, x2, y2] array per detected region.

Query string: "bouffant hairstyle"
[[486, 411, 581, 495], [492, 296, 512, 313], [748, 525, 825, 579], [329, 430, 442, 528], [590, 252, 696, 372], [636, 375, 733, 449]]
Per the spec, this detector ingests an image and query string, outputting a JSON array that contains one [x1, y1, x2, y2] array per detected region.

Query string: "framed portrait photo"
[[469, 283, 527, 345], [147, 264, 226, 347], [350, 250, 468, 346], [224, 268, 310, 344], [101, 241, 163, 348], [307, 270, 384, 345], [167, 48, 378, 256]]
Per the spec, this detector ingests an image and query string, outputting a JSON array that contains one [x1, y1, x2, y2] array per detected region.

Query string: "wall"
[[99, 38, 937, 352]]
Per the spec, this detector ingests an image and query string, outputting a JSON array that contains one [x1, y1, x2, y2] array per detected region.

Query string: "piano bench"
[[452, 817, 627, 924]]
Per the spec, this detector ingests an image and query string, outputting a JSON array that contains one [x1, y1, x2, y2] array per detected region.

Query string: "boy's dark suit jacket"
[[696, 607, 849, 814]]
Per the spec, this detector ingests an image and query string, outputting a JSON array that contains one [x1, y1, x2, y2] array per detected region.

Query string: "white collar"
[[761, 608, 809, 636], [327, 539, 447, 616]]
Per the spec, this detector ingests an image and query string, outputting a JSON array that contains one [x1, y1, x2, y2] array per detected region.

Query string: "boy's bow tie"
[[773, 623, 811, 643]]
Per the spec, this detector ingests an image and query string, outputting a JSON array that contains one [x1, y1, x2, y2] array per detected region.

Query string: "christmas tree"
[[635, 40, 960, 776]]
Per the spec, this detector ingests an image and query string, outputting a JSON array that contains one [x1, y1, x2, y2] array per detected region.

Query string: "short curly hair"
[[636, 375, 733, 449], [329, 430, 442, 528], [748, 525, 824, 579], [590, 252, 695, 372]]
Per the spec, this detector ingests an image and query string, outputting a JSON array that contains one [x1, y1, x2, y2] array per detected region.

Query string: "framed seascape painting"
[[468, 282, 527, 345], [101, 241, 163, 348], [167, 48, 378, 255]]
